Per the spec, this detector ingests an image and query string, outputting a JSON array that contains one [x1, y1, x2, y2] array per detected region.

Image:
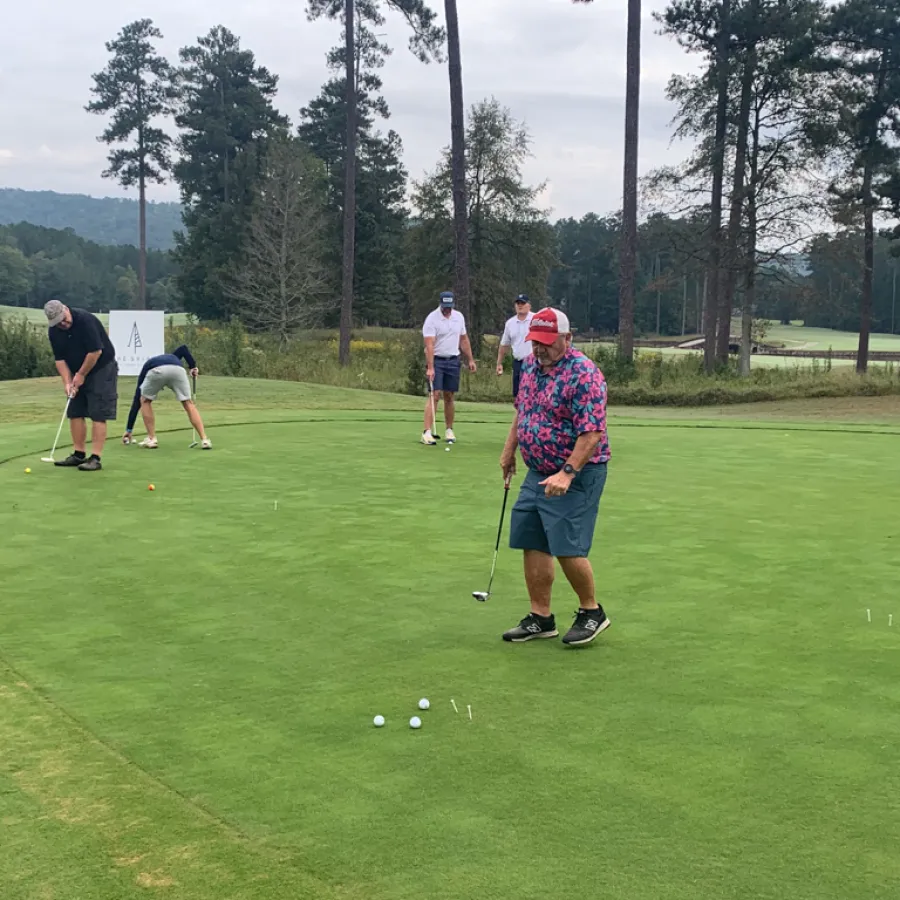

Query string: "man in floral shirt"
[[498, 307, 611, 647]]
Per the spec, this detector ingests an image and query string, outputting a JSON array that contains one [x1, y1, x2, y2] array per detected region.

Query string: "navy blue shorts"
[[431, 356, 461, 393], [510, 464, 608, 558], [512, 359, 524, 400]]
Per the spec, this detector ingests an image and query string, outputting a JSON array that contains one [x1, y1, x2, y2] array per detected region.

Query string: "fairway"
[[0, 305, 192, 328], [2, 379, 900, 899]]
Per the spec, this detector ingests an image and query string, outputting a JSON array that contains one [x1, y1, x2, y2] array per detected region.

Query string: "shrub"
[[148, 322, 900, 407], [0, 315, 55, 381]]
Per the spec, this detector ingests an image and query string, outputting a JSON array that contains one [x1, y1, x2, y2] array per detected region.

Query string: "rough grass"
[[161, 321, 900, 407]]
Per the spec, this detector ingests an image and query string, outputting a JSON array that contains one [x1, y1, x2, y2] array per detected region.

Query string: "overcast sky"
[[0, 0, 699, 220]]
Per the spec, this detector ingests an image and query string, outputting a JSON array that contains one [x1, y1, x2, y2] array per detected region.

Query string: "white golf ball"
[[373, 715, 385, 728], [409, 716, 422, 729], [418, 698, 430, 710], [445, 447, 450, 452]]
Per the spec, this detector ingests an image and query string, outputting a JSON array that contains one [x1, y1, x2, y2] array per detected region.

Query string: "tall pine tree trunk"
[[858, 163, 874, 374], [220, 78, 230, 205], [740, 102, 761, 378], [138, 130, 147, 310], [716, 26, 754, 363], [339, 0, 357, 367], [618, 0, 641, 362], [740, 184, 757, 377], [445, 0, 471, 329], [705, 0, 731, 374]]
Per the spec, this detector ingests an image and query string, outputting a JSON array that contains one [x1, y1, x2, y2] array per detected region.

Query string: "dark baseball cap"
[[439, 291, 455, 308], [515, 294, 529, 304]]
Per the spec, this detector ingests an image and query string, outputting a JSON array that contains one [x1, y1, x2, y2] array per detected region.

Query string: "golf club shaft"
[[485, 477, 512, 593], [191, 374, 197, 444], [49, 396, 71, 457], [429, 378, 436, 432]]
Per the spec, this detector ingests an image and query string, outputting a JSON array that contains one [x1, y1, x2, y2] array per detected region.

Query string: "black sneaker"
[[78, 456, 102, 471], [502, 613, 558, 643], [54, 453, 86, 467], [561, 608, 611, 646]]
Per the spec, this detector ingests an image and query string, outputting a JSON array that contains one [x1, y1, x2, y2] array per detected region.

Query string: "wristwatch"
[[562, 463, 580, 476]]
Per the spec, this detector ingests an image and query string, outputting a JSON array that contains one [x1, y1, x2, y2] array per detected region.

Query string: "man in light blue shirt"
[[496, 294, 534, 400]]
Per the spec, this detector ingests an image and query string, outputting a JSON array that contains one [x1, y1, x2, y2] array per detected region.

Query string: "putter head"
[[472, 591, 490, 602], [40, 457, 55, 463]]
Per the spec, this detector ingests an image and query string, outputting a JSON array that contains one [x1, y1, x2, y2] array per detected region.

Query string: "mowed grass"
[[765, 322, 900, 352], [0, 305, 192, 328], [586, 322, 900, 368], [2, 378, 900, 899]]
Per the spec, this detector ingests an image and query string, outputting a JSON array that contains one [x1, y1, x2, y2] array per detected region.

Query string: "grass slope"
[[1, 378, 899, 899], [0, 305, 191, 327], [766, 322, 900, 352]]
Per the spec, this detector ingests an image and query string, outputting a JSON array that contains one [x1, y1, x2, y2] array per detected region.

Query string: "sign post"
[[108, 311, 165, 376]]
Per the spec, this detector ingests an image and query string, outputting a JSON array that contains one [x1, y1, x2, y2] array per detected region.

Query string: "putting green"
[[1, 389, 899, 899]]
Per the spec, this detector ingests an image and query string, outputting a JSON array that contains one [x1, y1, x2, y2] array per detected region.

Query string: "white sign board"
[[108, 310, 165, 376]]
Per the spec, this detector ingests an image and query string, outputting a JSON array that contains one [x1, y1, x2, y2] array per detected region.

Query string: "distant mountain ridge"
[[0, 188, 182, 251]]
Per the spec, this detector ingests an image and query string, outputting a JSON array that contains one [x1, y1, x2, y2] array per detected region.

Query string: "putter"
[[473, 474, 512, 602], [427, 378, 441, 443], [189, 373, 199, 448], [41, 394, 72, 463]]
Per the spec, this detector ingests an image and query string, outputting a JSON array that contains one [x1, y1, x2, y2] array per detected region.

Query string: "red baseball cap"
[[526, 307, 571, 345]]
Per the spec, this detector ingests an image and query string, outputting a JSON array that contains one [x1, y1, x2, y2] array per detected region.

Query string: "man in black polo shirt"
[[44, 299, 118, 471]]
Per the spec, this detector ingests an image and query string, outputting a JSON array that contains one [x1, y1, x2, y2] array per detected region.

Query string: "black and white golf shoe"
[[561, 607, 610, 647], [502, 612, 558, 643], [54, 453, 85, 467]]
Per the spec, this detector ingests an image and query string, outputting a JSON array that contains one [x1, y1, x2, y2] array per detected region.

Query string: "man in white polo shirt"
[[496, 293, 534, 400], [421, 291, 477, 445]]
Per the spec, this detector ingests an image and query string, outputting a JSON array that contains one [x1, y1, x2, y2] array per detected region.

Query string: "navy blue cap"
[[439, 291, 455, 308], [515, 294, 529, 304]]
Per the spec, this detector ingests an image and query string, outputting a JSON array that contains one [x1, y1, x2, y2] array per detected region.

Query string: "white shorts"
[[141, 365, 192, 402]]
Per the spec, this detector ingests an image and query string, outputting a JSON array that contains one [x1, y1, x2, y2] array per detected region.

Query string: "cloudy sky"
[[0, 0, 699, 220]]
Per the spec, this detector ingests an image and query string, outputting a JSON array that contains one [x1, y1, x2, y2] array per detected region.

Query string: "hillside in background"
[[0, 188, 182, 251], [0, 222, 179, 312]]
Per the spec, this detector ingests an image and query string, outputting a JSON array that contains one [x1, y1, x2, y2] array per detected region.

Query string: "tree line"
[[0, 222, 177, 311], [23, 0, 900, 371], [641, 0, 900, 373]]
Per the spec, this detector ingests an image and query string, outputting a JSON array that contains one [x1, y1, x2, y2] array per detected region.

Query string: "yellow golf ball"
[[24, 467, 31, 474]]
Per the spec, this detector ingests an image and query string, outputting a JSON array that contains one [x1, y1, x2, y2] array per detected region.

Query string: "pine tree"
[[817, 0, 900, 372], [443, 0, 471, 325], [573, 0, 641, 361], [86, 19, 175, 309], [172, 26, 288, 320], [298, 25, 409, 327], [306, 0, 444, 363]]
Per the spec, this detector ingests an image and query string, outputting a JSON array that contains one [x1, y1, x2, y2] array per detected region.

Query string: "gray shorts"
[[509, 464, 608, 558], [141, 365, 191, 402]]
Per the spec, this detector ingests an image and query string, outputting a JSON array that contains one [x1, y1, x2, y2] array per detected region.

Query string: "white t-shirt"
[[501, 312, 534, 361], [423, 308, 467, 357]]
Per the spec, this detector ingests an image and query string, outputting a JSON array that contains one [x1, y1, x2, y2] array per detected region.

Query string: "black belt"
[[434, 355, 460, 360]]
